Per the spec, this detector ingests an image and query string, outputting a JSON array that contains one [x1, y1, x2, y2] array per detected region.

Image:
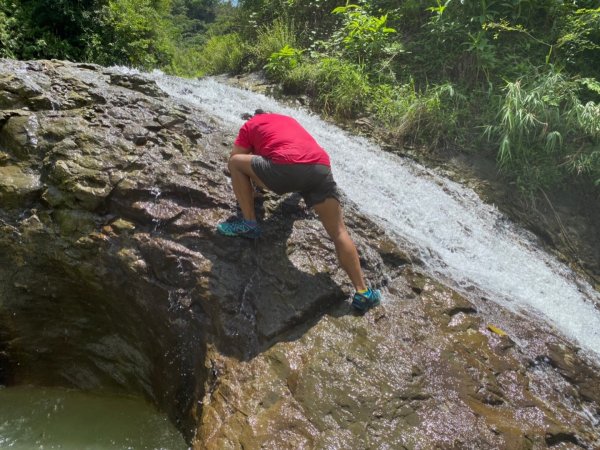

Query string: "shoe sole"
[[351, 293, 381, 311]]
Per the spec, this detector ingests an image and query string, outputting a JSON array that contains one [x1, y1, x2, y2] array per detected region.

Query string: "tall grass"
[[197, 33, 246, 75], [565, 101, 600, 184], [166, 45, 205, 77], [369, 82, 464, 149], [486, 69, 600, 191], [280, 60, 321, 94], [312, 58, 371, 118], [247, 18, 298, 70]]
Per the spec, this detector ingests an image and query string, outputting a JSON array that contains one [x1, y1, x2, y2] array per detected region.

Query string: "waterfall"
[[132, 70, 599, 360]]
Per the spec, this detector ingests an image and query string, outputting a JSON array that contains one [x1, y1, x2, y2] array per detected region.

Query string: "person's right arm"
[[230, 144, 251, 158], [231, 121, 253, 158]]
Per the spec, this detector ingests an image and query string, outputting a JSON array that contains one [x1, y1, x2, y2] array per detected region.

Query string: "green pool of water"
[[0, 386, 188, 449]]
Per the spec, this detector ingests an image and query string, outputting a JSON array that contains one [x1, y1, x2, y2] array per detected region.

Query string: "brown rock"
[[0, 60, 598, 450]]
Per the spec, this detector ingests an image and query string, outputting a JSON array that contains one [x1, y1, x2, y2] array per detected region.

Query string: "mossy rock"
[[0, 165, 42, 208]]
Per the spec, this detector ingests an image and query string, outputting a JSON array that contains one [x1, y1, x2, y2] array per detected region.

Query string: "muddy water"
[[0, 386, 188, 449]]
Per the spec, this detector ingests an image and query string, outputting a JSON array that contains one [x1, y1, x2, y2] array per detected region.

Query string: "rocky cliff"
[[0, 59, 599, 449]]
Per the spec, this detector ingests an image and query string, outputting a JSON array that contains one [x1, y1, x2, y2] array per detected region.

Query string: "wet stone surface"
[[0, 60, 599, 449]]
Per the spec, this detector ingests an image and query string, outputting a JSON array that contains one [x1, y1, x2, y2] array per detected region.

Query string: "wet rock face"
[[200, 269, 600, 449], [0, 59, 394, 439], [1, 60, 599, 448]]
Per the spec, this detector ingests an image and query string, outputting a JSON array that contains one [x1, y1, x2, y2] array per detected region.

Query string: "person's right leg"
[[313, 197, 381, 311]]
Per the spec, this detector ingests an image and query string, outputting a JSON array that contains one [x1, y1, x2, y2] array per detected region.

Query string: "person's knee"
[[329, 227, 351, 244], [228, 154, 246, 173]]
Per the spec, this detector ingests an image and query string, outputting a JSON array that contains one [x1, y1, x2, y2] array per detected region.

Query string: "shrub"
[[86, 0, 175, 69], [238, 0, 341, 47], [0, 1, 19, 58], [247, 18, 298, 70], [330, 3, 397, 65], [264, 44, 303, 79], [165, 45, 205, 77], [556, 6, 600, 78]]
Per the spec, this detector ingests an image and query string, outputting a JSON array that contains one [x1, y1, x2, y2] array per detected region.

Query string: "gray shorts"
[[251, 156, 340, 207]]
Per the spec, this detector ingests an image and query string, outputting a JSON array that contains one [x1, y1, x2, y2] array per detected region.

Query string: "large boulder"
[[0, 59, 599, 448]]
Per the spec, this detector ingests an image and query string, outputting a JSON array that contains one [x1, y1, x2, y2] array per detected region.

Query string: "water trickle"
[[26, 115, 40, 147], [150, 185, 163, 232], [150, 186, 162, 200], [176, 257, 185, 276], [120, 69, 600, 359]]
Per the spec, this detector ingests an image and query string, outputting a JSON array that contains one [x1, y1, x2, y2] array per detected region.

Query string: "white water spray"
[[134, 70, 599, 359]]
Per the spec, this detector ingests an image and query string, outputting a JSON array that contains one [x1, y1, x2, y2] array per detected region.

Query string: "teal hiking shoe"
[[352, 288, 381, 312], [217, 218, 261, 239]]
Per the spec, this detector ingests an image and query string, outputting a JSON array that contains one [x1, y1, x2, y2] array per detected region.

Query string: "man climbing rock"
[[217, 110, 381, 311]]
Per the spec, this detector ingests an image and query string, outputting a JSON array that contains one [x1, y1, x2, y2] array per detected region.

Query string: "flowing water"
[[0, 386, 187, 449], [138, 70, 600, 361]]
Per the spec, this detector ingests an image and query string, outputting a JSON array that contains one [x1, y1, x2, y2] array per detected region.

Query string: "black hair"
[[241, 108, 268, 120]]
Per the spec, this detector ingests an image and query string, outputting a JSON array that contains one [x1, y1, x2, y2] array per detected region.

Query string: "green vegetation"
[[210, 0, 600, 194], [486, 71, 600, 190], [1, 0, 598, 194], [0, 0, 220, 73]]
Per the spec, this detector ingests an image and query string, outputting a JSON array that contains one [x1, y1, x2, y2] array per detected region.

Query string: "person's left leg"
[[217, 154, 266, 238], [228, 154, 267, 221]]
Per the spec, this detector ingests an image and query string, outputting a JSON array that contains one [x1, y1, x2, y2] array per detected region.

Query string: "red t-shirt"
[[234, 114, 330, 166]]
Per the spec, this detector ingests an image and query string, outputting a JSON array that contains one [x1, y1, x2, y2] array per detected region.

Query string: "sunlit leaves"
[[487, 70, 600, 191], [330, 3, 396, 65]]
